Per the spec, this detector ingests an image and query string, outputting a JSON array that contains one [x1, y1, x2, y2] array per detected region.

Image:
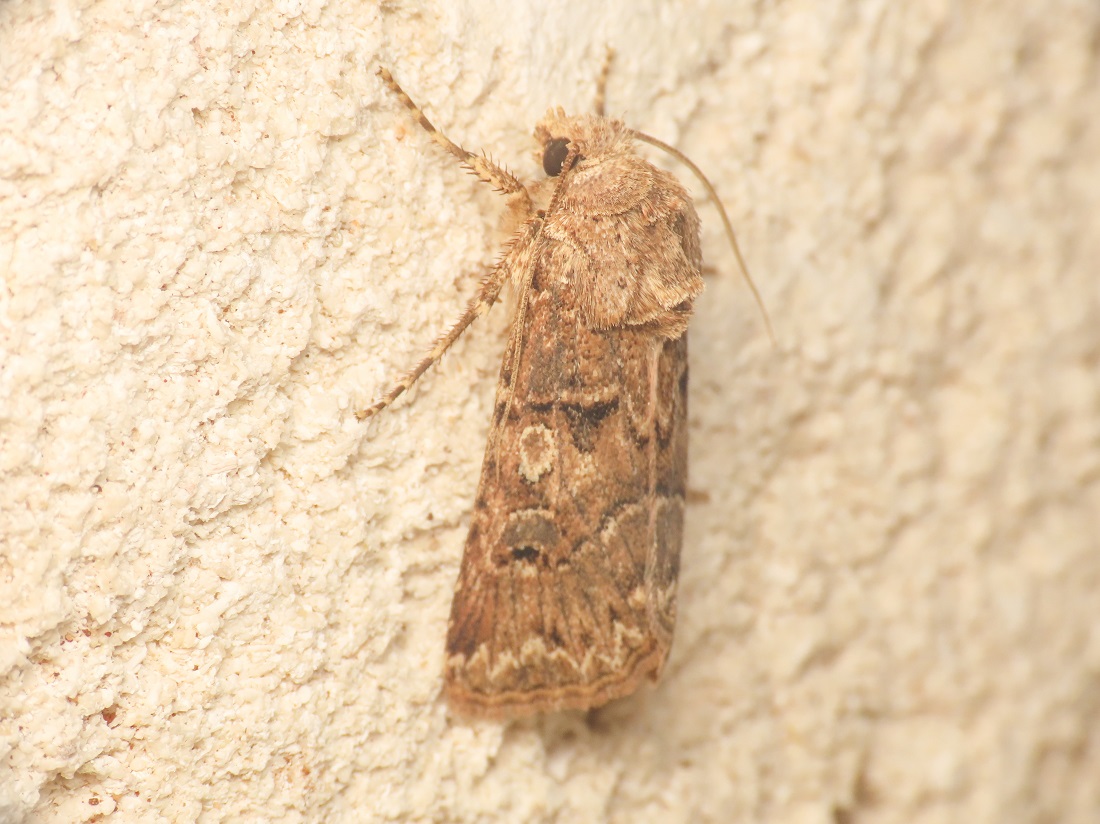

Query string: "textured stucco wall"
[[2, 1, 1098, 822]]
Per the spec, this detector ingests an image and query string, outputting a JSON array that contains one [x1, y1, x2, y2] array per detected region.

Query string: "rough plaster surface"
[[2, 0, 1098, 821]]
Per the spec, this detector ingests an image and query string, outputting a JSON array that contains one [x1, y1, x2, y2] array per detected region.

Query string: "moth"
[[363, 54, 766, 718]]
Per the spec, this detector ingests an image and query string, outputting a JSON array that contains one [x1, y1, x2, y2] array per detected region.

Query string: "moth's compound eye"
[[542, 137, 571, 177]]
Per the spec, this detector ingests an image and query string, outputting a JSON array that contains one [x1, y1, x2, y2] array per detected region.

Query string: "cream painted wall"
[[2, 1, 1098, 821]]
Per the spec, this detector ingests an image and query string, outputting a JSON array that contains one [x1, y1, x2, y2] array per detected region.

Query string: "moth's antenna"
[[630, 129, 775, 344], [594, 46, 615, 117]]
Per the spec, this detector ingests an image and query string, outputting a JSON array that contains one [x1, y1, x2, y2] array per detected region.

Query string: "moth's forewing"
[[444, 297, 688, 718]]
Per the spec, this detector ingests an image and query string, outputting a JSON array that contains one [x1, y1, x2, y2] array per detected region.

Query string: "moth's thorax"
[[528, 108, 704, 341]]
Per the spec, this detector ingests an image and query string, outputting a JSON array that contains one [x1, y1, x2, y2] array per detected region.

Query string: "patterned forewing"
[[444, 256, 688, 717]]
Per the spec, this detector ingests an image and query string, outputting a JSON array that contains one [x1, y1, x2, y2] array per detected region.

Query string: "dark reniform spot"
[[512, 545, 540, 563], [563, 399, 619, 452]]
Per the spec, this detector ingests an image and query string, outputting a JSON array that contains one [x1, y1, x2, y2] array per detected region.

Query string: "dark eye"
[[542, 137, 570, 177]]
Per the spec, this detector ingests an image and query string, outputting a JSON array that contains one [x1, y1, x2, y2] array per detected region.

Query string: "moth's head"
[[534, 107, 631, 177]]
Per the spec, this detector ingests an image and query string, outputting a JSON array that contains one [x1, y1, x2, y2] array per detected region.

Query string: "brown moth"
[[362, 54, 765, 718]]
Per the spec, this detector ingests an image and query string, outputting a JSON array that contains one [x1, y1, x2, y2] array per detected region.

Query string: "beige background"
[[2, 0, 1098, 821]]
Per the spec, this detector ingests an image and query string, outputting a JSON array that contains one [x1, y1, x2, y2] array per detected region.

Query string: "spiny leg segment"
[[361, 69, 542, 420], [359, 214, 549, 421], [357, 259, 505, 421]]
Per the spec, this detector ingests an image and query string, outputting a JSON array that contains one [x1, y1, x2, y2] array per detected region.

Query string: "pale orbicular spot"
[[517, 423, 556, 483]]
